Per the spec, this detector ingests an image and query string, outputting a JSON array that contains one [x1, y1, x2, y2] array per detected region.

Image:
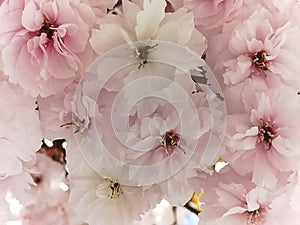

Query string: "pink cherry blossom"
[[1, 0, 300, 224], [187, 164, 251, 224], [0, 0, 95, 97], [195, 169, 300, 225], [223, 7, 300, 88], [224, 82, 300, 187], [89, 70, 212, 198], [214, 184, 278, 225], [90, 0, 206, 57], [190, 166, 283, 225], [67, 144, 153, 225]]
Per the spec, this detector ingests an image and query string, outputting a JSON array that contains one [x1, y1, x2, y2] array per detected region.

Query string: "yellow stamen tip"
[[189, 189, 205, 212], [198, 189, 205, 198], [216, 156, 224, 163]]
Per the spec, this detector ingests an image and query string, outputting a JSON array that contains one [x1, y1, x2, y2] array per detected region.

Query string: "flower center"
[[96, 179, 123, 199], [135, 43, 158, 69], [257, 118, 276, 150], [108, 180, 122, 199], [38, 20, 54, 39], [253, 51, 269, 71], [160, 130, 181, 155], [246, 209, 264, 225], [32, 174, 42, 185]]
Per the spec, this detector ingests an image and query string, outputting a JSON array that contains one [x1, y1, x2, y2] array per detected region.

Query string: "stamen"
[[60, 118, 86, 133], [257, 118, 277, 150], [38, 20, 54, 39], [107, 179, 122, 199], [160, 130, 182, 155], [184, 189, 205, 215], [246, 209, 264, 225], [135, 43, 158, 69], [253, 51, 269, 71]]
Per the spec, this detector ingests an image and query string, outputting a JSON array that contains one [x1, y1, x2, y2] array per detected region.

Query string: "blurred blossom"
[[184, 0, 244, 29]]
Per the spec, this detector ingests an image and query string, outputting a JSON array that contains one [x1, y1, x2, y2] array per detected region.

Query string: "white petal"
[[135, 0, 166, 40], [222, 206, 247, 218]]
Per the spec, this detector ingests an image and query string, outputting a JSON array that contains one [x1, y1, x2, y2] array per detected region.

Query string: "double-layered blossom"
[[224, 81, 300, 187], [88, 68, 213, 203], [90, 0, 207, 57], [2, 0, 300, 224], [213, 184, 276, 225], [0, 0, 95, 97], [222, 7, 300, 88], [199, 169, 300, 225], [67, 144, 152, 225]]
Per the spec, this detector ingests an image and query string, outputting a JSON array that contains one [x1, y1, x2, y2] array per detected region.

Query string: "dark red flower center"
[[257, 119, 276, 150], [253, 51, 269, 71], [160, 130, 180, 155], [38, 20, 54, 39], [32, 174, 42, 185]]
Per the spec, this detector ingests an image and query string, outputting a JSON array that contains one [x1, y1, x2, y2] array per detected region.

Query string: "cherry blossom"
[[67, 144, 153, 225], [1, 0, 300, 224], [222, 7, 300, 88], [214, 184, 276, 225], [224, 82, 300, 187], [0, 0, 95, 97], [90, 0, 207, 57]]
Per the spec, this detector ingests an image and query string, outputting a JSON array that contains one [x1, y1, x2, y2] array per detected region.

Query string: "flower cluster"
[[1, 0, 300, 225]]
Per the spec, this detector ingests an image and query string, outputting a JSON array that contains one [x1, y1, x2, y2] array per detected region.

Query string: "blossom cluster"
[[1, 0, 300, 225]]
